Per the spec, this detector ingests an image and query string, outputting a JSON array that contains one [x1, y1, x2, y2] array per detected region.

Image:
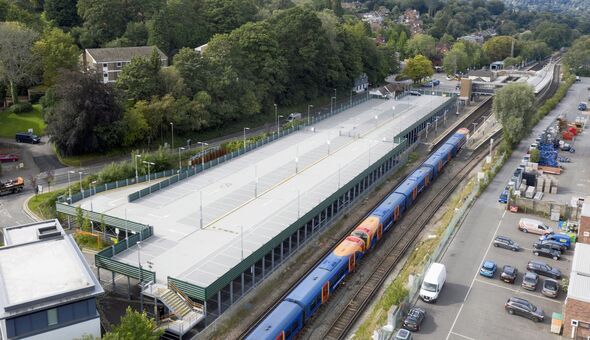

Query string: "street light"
[[169, 122, 174, 149], [197, 142, 208, 170], [327, 140, 331, 155], [274, 104, 279, 135], [178, 147, 185, 171], [143, 161, 155, 183], [134, 154, 142, 182], [78, 171, 84, 199], [243, 127, 250, 149], [334, 88, 337, 101], [67, 170, 75, 202], [392, 106, 396, 119], [307, 104, 314, 125], [330, 96, 336, 114]]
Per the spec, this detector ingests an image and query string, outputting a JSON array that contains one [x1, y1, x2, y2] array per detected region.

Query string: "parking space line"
[[446, 209, 507, 340], [474, 278, 562, 304], [450, 331, 476, 340]]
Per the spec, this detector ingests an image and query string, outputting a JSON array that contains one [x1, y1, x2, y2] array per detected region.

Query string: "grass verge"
[[0, 104, 45, 138], [27, 190, 65, 220]]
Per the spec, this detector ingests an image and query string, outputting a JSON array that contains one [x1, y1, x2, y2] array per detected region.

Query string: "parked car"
[[579, 102, 588, 111], [419, 263, 446, 302], [539, 233, 571, 249], [576, 76, 581, 82], [493, 236, 519, 251], [518, 218, 553, 235], [542, 279, 560, 298], [394, 328, 413, 340], [533, 241, 565, 254], [287, 112, 302, 122], [527, 260, 562, 279], [479, 260, 497, 278], [0, 154, 19, 163], [539, 240, 567, 253], [533, 247, 561, 260], [409, 90, 422, 96], [15, 132, 41, 144], [505, 297, 544, 322], [402, 307, 426, 331], [521, 272, 539, 291], [501, 265, 518, 284]]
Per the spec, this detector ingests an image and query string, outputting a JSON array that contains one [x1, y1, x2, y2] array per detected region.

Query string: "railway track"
[[322, 133, 500, 340]]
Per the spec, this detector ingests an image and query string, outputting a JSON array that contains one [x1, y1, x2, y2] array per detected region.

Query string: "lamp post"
[[350, 90, 353, 106], [137, 240, 144, 312], [78, 172, 84, 199], [178, 147, 185, 171], [186, 139, 191, 148], [243, 127, 250, 149], [274, 104, 279, 135], [197, 142, 208, 170], [67, 170, 75, 202], [334, 88, 337, 101], [392, 106, 396, 119], [307, 104, 314, 125], [327, 140, 331, 155], [134, 154, 141, 182], [169, 122, 174, 149], [143, 161, 155, 183], [331, 96, 336, 114]]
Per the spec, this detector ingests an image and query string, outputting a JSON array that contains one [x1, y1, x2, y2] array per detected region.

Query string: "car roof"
[[524, 271, 538, 278], [509, 296, 531, 305], [483, 260, 495, 267], [529, 260, 547, 266], [503, 265, 516, 272], [495, 235, 511, 241]]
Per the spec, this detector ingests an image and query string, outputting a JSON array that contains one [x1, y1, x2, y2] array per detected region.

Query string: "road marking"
[[446, 209, 507, 340], [450, 332, 476, 340], [474, 278, 562, 304]]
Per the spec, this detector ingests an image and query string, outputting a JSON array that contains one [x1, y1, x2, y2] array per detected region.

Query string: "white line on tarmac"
[[446, 209, 507, 340], [450, 331, 476, 340], [474, 278, 562, 304]]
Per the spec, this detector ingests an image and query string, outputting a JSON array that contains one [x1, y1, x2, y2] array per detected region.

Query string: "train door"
[[412, 187, 417, 200], [275, 331, 285, 340], [394, 206, 400, 221], [349, 254, 355, 272], [447, 152, 451, 161], [425, 175, 430, 187], [321, 282, 330, 303], [438, 160, 442, 173], [377, 223, 383, 239]]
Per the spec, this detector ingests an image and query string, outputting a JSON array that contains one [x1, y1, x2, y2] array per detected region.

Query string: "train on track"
[[246, 128, 470, 340]]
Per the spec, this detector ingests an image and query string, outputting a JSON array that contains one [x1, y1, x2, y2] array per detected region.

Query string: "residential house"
[[353, 73, 369, 93], [83, 46, 168, 84], [0, 220, 104, 339], [401, 9, 423, 35], [195, 43, 209, 55]]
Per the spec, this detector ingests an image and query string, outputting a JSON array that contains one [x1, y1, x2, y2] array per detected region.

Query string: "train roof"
[[246, 301, 302, 340], [394, 177, 417, 197], [409, 167, 432, 181], [319, 252, 349, 271], [372, 193, 405, 217], [445, 132, 467, 147], [423, 144, 453, 167], [286, 267, 332, 306]]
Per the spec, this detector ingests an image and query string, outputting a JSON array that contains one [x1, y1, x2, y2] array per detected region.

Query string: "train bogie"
[[246, 301, 304, 340]]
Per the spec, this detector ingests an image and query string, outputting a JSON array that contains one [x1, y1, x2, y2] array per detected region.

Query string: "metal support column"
[[251, 265, 255, 287], [128, 276, 131, 299], [280, 242, 284, 262], [112, 271, 115, 287], [217, 291, 221, 315], [288, 235, 292, 255], [262, 254, 266, 278], [271, 249, 275, 269], [241, 272, 245, 296], [230, 281, 234, 304]]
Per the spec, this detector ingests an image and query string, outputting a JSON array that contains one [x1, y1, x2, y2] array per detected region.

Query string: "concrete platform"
[[76, 95, 451, 289]]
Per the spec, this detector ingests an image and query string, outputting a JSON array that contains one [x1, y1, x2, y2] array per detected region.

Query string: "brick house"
[[83, 46, 168, 84], [563, 242, 590, 338]]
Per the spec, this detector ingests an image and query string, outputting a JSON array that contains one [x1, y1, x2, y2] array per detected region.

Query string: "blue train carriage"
[[422, 143, 454, 178], [444, 127, 470, 155], [372, 192, 406, 232], [409, 167, 433, 194], [245, 301, 304, 340]]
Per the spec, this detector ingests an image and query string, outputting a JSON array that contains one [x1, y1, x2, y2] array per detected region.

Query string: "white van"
[[287, 112, 302, 122], [420, 262, 446, 302]]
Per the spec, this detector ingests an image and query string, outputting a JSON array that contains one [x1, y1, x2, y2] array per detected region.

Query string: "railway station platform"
[[72, 94, 456, 327]]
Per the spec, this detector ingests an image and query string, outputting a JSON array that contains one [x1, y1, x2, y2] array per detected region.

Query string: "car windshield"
[[524, 274, 536, 282], [422, 282, 437, 292], [483, 262, 494, 269], [504, 267, 514, 274], [545, 281, 557, 290]]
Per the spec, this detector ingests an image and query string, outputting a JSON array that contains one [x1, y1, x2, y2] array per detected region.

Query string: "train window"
[[309, 294, 321, 312]]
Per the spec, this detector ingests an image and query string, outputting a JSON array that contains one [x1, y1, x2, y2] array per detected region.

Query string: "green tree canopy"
[[406, 33, 436, 59], [44, 0, 80, 27], [33, 27, 80, 85], [493, 83, 535, 146], [116, 49, 163, 101], [534, 21, 572, 50], [443, 48, 468, 75], [403, 54, 434, 83], [564, 35, 590, 76], [0, 22, 39, 104], [483, 36, 516, 62], [102, 307, 163, 340]]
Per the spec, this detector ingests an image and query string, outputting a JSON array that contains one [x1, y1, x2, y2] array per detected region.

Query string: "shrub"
[[9, 102, 33, 113]]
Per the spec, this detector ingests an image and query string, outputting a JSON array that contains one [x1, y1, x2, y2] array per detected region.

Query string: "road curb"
[[22, 194, 43, 222]]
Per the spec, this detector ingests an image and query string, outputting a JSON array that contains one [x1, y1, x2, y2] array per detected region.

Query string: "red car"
[[0, 154, 19, 163]]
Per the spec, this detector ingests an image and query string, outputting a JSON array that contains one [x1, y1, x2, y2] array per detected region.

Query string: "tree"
[[564, 35, 590, 76], [122, 103, 150, 147], [33, 28, 80, 85], [102, 307, 163, 340], [116, 49, 163, 101], [44, 0, 80, 27], [173, 47, 208, 96], [403, 54, 434, 83], [29, 174, 38, 194], [45, 168, 55, 192], [202, 0, 258, 36], [45, 70, 124, 156], [493, 83, 535, 146], [406, 33, 436, 59], [0, 22, 39, 105], [520, 40, 551, 62], [483, 36, 516, 62], [534, 21, 572, 50], [443, 48, 468, 75]]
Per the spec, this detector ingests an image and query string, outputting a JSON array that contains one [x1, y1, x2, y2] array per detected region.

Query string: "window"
[[47, 308, 58, 326], [103, 73, 108, 78], [103, 63, 107, 68], [116, 62, 122, 67]]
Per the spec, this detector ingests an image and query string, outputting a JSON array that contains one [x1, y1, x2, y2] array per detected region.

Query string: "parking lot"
[[409, 77, 590, 339]]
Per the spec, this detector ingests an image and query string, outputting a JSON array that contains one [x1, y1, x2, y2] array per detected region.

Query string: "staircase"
[[159, 288, 192, 319]]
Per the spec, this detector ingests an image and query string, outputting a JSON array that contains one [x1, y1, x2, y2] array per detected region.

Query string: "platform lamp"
[[143, 161, 155, 183], [243, 127, 250, 149], [67, 170, 75, 202], [134, 154, 142, 182], [197, 142, 208, 171], [78, 171, 84, 199]]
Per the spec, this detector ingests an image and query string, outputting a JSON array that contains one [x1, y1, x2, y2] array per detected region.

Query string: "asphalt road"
[[410, 76, 590, 339]]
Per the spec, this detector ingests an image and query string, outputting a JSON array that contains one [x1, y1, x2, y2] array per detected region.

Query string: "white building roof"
[[0, 220, 103, 319], [568, 243, 590, 303], [571, 243, 590, 275], [75, 95, 451, 289]]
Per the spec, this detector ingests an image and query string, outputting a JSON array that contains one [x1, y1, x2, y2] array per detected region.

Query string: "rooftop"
[[0, 220, 103, 319], [581, 198, 590, 217], [75, 95, 450, 290], [86, 46, 167, 63], [568, 243, 590, 303]]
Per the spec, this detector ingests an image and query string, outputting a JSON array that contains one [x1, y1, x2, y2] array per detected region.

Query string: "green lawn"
[[0, 104, 46, 138]]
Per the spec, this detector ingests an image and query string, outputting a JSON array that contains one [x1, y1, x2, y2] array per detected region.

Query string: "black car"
[[402, 307, 426, 331], [533, 247, 561, 260], [501, 265, 518, 283], [542, 279, 560, 298], [527, 260, 562, 279], [539, 240, 567, 253], [505, 297, 544, 322], [521, 272, 539, 291], [15, 132, 41, 144], [493, 236, 520, 251], [408, 90, 422, 96]]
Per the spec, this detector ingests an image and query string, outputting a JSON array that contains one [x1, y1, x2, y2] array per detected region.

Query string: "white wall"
[[23, 317, 101, 340]]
